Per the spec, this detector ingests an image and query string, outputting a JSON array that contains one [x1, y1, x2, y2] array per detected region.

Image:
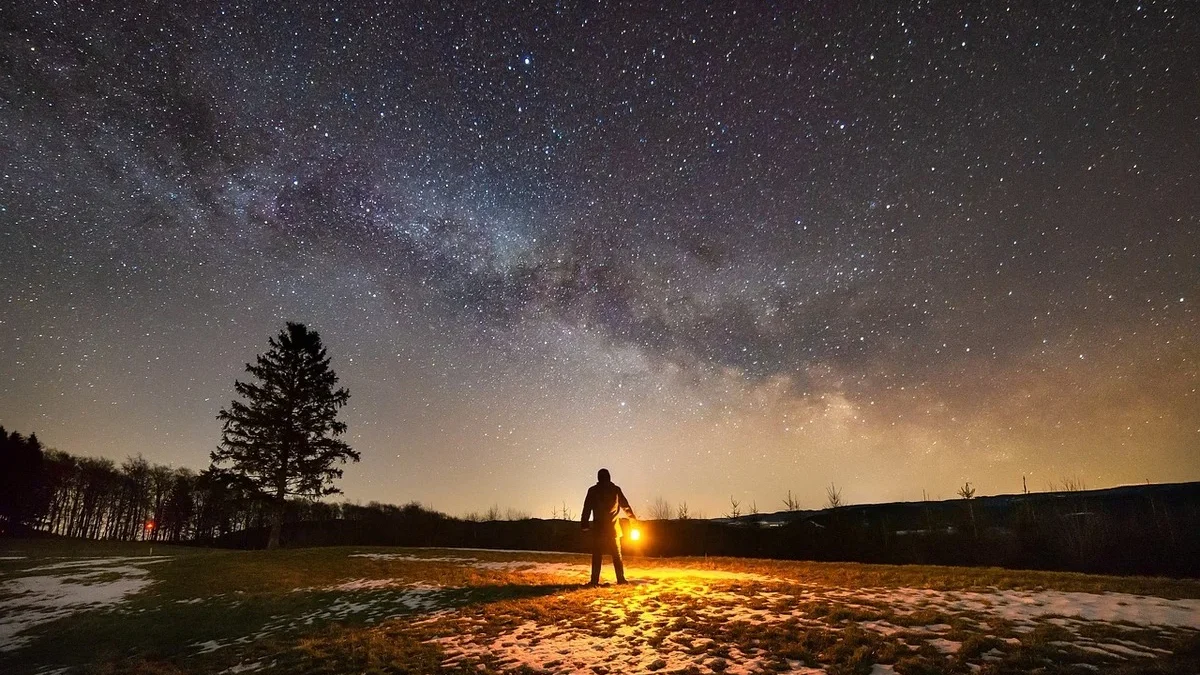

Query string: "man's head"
[[597, 468, 611, 483]]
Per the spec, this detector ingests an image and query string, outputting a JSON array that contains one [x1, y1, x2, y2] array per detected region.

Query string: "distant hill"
[[215, 481, 1200, 577], [717, 480, 1200, 530]]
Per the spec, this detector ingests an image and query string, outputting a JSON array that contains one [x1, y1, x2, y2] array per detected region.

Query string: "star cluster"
[[1, 1, 1197, 515]]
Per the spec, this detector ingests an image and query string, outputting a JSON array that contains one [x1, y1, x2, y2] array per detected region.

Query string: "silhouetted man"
[[581, 468, 637, 585]]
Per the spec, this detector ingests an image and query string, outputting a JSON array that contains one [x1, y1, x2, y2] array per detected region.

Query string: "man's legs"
[[590, 535, 603, 584], [588, 533, 627, 585], [612, 536, 626, 583]]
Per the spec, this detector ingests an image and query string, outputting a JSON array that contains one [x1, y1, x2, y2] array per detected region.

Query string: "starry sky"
[[2, 1, 1197, 518]]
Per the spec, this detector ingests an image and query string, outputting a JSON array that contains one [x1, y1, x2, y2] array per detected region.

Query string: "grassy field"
[[1, 539, 1198, 674]]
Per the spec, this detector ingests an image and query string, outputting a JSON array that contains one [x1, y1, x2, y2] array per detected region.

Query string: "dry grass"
[[0, 541, 1197, 674]]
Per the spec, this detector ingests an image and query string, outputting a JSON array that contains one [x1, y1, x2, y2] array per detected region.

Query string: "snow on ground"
[[471, 560, 589, 576], [458, 557, 1199, 629], [219, 660, 271, 674], [812, 585, 1200, 630], [424, 556, 1200, 674], [5, 548, 1195, 673], [321, 578, 444, 594], [192, 581, 454, 655], [0, 556, 167, 652], [23, 556, 172, 573], [288, 581, 449, 623], [436, 576, 810, 674], [432, 619, 706, 674], [432, 573, 810, 673], [324, 577, 405, 592]]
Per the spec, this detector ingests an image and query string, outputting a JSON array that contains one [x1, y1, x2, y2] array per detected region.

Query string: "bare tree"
[[958, 481, 978, 538], [560, 501, 574, 521], [1058, 476, 1087, 492], [748, 500, 759, 516], [957, 482, 976, 500], [648, 496, 673, 520], [725, 495, 742, 519], [504, 507, 530, 521], [782, 490, 802, 511], [825, 483, 843, 509], [676, 501, 691, 520]]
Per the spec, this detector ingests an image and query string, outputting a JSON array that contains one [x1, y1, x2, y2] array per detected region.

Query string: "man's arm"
[[617, 487, 636, 520], [580, 488, 594, 529]]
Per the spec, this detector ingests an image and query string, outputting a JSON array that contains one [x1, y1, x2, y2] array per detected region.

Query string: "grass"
[[1, 538, 1198, 674]]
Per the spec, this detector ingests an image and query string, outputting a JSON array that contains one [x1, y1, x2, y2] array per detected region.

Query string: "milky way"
[[2, 2, 1197, 516]]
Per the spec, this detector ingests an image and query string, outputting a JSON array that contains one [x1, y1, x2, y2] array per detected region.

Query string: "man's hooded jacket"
[[581, 471, 634, 537]]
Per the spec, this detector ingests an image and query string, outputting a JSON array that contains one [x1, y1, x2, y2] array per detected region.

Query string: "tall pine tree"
[[212, 322, 358, 549]]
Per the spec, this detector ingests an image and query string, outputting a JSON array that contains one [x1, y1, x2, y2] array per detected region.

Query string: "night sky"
[[2, 1, 1197, 517]]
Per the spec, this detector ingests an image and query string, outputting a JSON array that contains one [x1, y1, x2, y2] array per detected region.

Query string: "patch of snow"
[[470, 560, 588, 576], [193, 639, 226, 654], [811, 585, 1200, 630], [1053, 640, 1161, 659], [194, 583, 454, 656], [0, 557, 161, 651], [981, 648, 1005, 661], [325, 578, 406, 592], [435, 618, 724, 674], [785, 666, 826, 675], [927, 638, 962, 654], [221, 661, 266, 674], [25, 556, 171, 572], [1110, 637, 1171, 654], [859, 620, 905, 636], [982, 589, 1200, 628]]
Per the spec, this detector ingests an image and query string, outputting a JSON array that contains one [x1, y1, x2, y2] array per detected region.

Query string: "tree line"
[[0, 425, 459, 543], [1, 426, 250, 541]]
